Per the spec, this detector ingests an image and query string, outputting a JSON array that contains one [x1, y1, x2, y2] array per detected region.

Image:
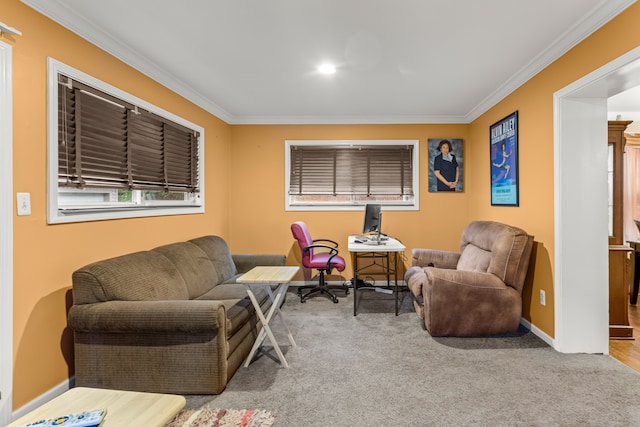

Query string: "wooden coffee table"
[[7, 387, 185, 427]]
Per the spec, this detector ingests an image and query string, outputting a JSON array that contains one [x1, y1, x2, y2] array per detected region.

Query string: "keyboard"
[[353, 234, 390, 243]]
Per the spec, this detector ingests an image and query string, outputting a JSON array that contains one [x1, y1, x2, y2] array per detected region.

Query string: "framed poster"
[[428, 138, 464, 192], [490, 111, 519, 206]]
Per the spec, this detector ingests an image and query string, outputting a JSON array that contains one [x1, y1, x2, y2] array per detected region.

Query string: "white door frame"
[[554, 46, 640, 353], [0, 40, 14, 425]]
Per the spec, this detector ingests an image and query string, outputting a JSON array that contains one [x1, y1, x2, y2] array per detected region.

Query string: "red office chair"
[[291, 221, 349, 303]]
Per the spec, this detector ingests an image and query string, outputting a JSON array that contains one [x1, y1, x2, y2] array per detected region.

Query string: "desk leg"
[[394, 252, 399, 316], [353, 253, 359, 316], [244, 284, 289, 368], [386, 252, 391, 287]]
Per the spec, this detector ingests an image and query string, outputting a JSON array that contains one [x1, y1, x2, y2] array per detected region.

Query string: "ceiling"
[[609, 86, 640, 118], [22, 0, 636, 124]]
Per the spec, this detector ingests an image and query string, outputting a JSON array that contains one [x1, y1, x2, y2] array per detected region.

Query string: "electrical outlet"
[[539, 289, 546, 306]]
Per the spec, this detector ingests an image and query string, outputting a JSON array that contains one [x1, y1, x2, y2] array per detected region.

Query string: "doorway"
[[554, 46, 640, 353], [0, 40, 14, 424]]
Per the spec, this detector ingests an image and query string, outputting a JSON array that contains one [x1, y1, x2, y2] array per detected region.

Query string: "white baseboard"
[[11, 377, 73, 422], [520, 317, 555, 348]]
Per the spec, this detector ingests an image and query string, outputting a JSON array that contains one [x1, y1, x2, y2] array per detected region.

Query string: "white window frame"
[[285, 139, 419, 211], [46, 58, 205, 224]]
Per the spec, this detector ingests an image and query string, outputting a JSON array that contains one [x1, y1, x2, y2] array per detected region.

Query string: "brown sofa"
[[404, 221, 534, 337], [68, 235, 285, 394]]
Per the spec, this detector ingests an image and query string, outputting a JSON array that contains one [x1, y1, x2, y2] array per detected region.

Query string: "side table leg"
[[244, 286, 290, 368], [268, 284, 296, 347], [244, 288, 267, 368]]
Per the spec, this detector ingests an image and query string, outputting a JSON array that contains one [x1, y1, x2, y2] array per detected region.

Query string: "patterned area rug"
[[165, 408, 275, 427]]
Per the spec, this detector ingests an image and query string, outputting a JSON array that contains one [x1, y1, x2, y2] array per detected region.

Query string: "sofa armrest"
[[68, 300, 226, 334], [232, 254, 286, 273], [411, 248, 460, 269]]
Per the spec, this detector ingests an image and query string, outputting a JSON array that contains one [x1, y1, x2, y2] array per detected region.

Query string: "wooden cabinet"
[[608, 121, 633, 339], [608, 121, 630, 245], [609, 245, 633, 339]]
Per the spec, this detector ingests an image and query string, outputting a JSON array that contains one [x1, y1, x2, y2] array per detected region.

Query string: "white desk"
[[237, 266, 299, 368], [7, 387, 185, 427], [348, 235, 406, 316]]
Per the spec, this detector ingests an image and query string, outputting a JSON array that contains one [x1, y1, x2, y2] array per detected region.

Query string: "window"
[[47, 59, 204, 223], [285, 140, 419, 210]]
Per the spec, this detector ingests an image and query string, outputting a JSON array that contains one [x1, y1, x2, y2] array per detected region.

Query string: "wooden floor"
[[609, 304, 640, 372]]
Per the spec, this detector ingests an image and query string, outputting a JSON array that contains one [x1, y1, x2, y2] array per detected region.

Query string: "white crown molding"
[[21, 0, 234, 123], [22, 0, 637, 125], [465, 0, 637, 123], [231, 114, 469, 125]]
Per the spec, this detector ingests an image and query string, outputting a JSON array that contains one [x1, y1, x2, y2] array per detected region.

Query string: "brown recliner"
[[404, 221, 534, 337]]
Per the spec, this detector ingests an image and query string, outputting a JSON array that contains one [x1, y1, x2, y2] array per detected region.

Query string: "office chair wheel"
[[331, 295, 339, 303]]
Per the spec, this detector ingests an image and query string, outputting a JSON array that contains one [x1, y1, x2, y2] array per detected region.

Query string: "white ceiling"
[[22, 0, 637, 124], [609, 86, 640, 120]]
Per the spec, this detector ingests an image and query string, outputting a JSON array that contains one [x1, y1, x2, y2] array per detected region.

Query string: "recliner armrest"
[[411, 248, 460, 269], [426, 268, 506, 289], [68, 300, 226, 333], [232, 254, 286, 273]]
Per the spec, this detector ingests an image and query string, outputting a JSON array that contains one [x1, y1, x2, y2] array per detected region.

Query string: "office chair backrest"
[[291, 221, 314, 267]]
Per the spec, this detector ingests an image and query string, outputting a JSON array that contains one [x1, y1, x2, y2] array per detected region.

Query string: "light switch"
[[17, 192, 31, 216]]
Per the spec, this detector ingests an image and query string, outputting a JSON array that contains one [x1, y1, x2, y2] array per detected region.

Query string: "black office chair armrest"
[[312, 238, 339, 248], [303, 243, 340, 273], [302, 243, 339, 254]]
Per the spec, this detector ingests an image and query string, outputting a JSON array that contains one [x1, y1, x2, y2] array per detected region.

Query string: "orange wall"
[[228, 124, 470, 275], [8, 0, 640, 412], [6, 0, 232, 408], [228, 2, 640, 341], [467, 1, 640, 336]]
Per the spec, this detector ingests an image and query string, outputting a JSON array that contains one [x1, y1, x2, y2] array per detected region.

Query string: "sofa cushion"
[[72, 251, 189, 304], [457, 244, 491, 272], [153, 241, 218, 299], [190, 236, 238, 283], [196, 283, 268, 339]]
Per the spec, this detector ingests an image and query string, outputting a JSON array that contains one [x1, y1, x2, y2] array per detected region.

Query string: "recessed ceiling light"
[[318, 64, 336, 75]]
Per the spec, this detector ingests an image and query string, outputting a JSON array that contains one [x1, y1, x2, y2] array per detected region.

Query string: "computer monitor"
[[362, 204, 382, 234]]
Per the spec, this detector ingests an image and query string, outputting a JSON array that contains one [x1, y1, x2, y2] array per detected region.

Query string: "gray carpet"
[[184, 289, 640, 426]]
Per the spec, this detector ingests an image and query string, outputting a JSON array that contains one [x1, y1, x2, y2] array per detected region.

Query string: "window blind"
[[58, 74, 200, 193], [289, 144, 414, 197]]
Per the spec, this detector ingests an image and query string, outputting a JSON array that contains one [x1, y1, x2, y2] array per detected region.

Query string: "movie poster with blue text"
[[490, 111, 519, 206]]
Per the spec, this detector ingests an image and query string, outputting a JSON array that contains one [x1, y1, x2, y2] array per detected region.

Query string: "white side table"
[[237, 266, 299, 368]]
